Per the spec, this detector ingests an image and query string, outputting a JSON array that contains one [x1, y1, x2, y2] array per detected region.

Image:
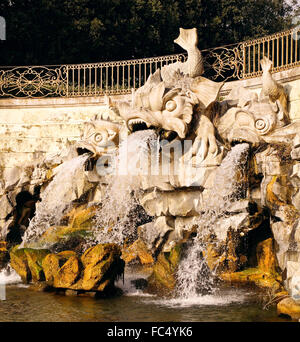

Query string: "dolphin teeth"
[[128, 118, 149, 127]]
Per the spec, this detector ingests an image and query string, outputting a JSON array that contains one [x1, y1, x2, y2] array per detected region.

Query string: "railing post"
[[65, 65, 69, 97]]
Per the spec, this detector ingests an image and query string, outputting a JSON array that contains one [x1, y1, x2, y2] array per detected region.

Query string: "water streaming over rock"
[[93, 130, 159, 245], [21, 154, 90, 247], [175, 143, 250, 298]]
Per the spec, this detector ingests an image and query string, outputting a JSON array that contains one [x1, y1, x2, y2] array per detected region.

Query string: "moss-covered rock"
[[41, 243, 125, 294], [122, 239, 154, 265], [25, 248, 51, 282], [10, 247, 50, 283], [34, 205, 97, 252], [68, 205, 97, 229], [147, 245, 181, 295], [220, 267, 282, 290], [53, 255, 81, 288], [79, 243, 125, 292], [11, 242, 125, 295], [42, 250, 77, 283]]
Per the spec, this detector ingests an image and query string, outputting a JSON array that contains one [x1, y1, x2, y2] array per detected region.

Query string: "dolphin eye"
[[165, 100, 177, 112], [94, 133, 103, 142]]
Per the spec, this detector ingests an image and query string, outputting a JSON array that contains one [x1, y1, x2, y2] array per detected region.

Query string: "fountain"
[[1, 27, 300, 319]]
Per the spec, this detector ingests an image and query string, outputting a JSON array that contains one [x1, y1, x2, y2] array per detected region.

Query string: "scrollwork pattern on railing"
[[0, 66, 67, 98], [202, 43, 244, 82]]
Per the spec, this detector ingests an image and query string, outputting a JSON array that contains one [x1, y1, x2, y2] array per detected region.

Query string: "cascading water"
[[175, 143, 250, 299], [93, 130, 159, 245], [21, 153, 90, 247]]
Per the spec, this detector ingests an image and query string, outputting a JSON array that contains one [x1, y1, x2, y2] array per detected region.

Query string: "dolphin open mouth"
[[127, 118, 154, 132], [127, 118, 179, 144]]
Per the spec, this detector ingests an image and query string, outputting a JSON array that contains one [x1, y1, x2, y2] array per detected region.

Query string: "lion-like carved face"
[[116, 68, 223, 142], [77, 120, 120, 156], [116, 69, 200, 140], [118, 84, 196, 140]]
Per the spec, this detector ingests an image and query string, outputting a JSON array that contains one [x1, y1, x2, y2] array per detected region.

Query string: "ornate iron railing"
[[0, 27, 299, 99], [242, 27, 300, 78]]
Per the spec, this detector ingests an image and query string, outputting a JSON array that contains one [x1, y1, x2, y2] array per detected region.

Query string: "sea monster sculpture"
[[113, 27, 224, 162], [260, 56, 289, 125], [78, 29, 300, 164]]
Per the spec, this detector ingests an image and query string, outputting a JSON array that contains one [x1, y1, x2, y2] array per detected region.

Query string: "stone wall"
[[0, 95, 128, 168]]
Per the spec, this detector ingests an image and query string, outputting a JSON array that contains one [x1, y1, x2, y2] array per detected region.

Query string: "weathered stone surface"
[[220, 237, 282, 290], [140, 190, 203, 217], [42, 244, 125, 293], [286, 261, 300, 301], [277, 297, 300, 320], [3, 167, 22, 191], [36, 205, 98, 250], [79, 243, 124, 291], [81, 243, 118, 267], [138, 216, 174, 254], [0, 195, 13, 220], [163, 216, 200, 252], [68, 205, 97, 229], [271, 205, 300, 270], [220, 268, 282, 290], [25, 248, 51, 282]]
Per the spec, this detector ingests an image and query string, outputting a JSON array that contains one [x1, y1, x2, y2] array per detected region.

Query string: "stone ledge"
[[0, 94, 130, 109]]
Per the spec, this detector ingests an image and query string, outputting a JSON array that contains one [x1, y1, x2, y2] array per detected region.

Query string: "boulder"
[[53, 255, 81, 288], [10, 247, 50, 283], [42, 250, 77, 283], [79, 243, 125, 292], [41, 244, 125, 294]]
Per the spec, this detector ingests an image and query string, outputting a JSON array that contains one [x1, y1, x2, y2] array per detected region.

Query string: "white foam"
[[145, 292, 247, 308], [115, 267, 155, 298], [0, 267, 21, 285]]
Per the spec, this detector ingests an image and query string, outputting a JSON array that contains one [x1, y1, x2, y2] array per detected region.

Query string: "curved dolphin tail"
[[174, 27, 204, 78]]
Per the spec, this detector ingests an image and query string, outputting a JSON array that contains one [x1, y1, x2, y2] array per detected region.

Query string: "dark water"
[[0, 284, 291, 322]]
